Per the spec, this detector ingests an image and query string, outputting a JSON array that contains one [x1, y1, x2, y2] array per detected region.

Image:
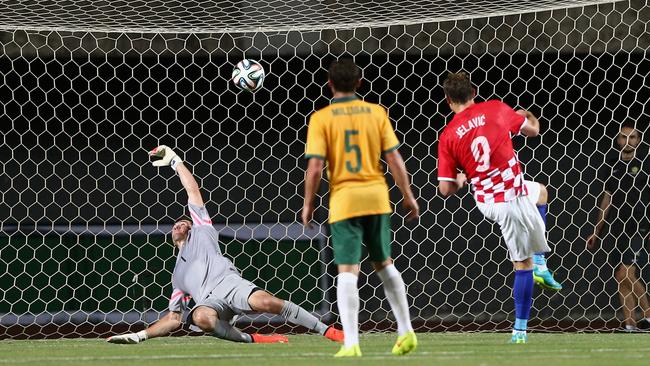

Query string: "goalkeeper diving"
[[107, 146, 343, 345]]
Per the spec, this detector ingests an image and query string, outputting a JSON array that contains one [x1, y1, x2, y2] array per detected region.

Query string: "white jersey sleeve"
[[188, 202, 212, 226]]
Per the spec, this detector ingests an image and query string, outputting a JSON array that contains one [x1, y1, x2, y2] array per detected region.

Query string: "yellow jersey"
[[305, 96, 400, 223]]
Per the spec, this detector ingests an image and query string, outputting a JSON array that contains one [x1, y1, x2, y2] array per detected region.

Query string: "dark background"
[[1, 0, 649, 336]]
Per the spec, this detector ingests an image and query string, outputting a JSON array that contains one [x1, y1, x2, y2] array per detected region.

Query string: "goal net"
[[1, 0, 648, 338]]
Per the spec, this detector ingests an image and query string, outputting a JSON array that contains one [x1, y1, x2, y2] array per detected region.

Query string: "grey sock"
[[212, 320, 252, 343], [280, 301, 328, 334]]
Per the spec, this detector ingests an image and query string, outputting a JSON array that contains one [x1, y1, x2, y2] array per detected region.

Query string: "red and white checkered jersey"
[[437, 100, 529, 203]]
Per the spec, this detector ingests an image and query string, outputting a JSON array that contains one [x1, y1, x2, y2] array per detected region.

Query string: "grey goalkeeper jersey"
[[168, 202, 239, 312]]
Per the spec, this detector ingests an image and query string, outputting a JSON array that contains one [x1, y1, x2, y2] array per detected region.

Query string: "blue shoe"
[[533, 267, 562, 291], [510, 332, 528, 344]]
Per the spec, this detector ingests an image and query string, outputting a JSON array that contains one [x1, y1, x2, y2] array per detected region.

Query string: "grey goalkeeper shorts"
[[188, 274, 263, 325]]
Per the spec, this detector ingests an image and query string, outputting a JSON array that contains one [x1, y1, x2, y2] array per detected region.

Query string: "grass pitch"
[[1, 332, 649, 366]]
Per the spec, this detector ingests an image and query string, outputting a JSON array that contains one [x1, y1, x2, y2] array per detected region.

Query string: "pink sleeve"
[[437, 133, 458, 181], [188, 202, 212, 226], [168, 289, 191, 312]]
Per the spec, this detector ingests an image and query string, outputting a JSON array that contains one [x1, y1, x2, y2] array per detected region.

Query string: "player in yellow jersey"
[[302, 59, 419, 357]]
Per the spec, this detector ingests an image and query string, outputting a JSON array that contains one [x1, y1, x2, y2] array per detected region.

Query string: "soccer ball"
[[232, 59, 265, 92]]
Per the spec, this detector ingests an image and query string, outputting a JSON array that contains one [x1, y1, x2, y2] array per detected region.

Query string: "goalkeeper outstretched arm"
[[109, 145, 201, 345], [149, 145, 204, 206], [107, 311, 182, 344]]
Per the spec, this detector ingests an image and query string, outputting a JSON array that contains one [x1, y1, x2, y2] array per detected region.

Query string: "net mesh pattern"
[[0, 0, 624, 33], [1, 0, 649, 338]]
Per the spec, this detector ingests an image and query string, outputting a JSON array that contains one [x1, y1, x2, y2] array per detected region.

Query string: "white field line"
[[0, 348, 640, 364]]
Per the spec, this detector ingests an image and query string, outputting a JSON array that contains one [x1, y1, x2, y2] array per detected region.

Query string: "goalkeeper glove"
[[149, 145, 183, 171], [107, 330, 148, 344]]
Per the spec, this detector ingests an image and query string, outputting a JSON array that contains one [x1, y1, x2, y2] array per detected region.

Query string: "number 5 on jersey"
[[345, 130, 361, 173], [471, 136, 491, 172]]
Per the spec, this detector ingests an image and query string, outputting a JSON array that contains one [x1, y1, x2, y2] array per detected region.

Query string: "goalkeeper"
[[107, 146, 343, 345]]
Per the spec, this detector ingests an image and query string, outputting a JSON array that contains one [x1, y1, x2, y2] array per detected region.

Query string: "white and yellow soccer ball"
[[232, 59, 265, 92]]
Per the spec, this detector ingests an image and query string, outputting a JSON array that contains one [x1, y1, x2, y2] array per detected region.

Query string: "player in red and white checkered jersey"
[[436, 72, 556, 343], [437, 98, 527, 204]]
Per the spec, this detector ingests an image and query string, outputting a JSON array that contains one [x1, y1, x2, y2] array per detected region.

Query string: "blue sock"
[[513, 269, 534, 331], [534, 204, 548, 263]]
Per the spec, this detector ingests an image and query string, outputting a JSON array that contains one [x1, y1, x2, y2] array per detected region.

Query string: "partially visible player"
[[302, 59, 419, 357], [586, 122, 650, 331], [436, 72, 551, 343], [107, 146, 343, 345]]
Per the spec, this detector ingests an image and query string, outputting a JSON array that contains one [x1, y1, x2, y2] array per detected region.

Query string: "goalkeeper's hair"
[[328, 59, 361, 93], [176, 216, 193, 226], [443, 72, 475, 105]]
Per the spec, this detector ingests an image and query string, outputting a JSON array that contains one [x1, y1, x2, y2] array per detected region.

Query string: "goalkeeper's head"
[[172, 218, 192, 247], [328, 58, 361, 95]]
